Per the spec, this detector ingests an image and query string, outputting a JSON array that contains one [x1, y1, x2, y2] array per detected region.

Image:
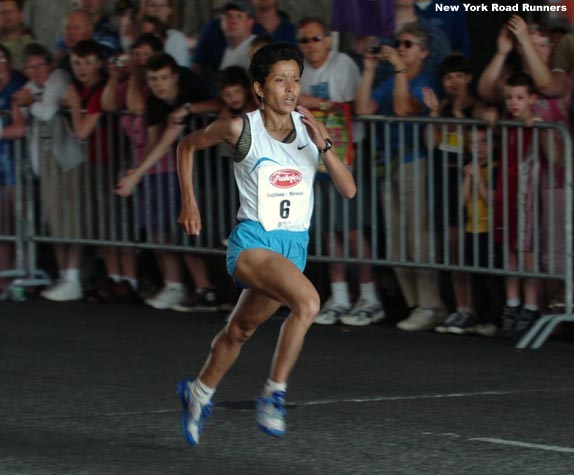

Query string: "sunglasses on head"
[[298, 35, 323, 44], [394, 39, 418, 49]]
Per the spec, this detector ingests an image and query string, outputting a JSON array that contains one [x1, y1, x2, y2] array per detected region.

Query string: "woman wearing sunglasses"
[[355, 22, 447, 333]]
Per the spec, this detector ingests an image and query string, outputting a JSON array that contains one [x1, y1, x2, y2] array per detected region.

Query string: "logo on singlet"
[[297, 143, 309, 150], [269, 169, 303, 188]]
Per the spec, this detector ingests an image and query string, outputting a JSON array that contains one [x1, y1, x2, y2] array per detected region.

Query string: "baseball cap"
[[223, 1, 255, 18]]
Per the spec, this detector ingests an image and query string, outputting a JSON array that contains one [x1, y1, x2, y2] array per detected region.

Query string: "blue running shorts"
[[226, 220, 309, 288]]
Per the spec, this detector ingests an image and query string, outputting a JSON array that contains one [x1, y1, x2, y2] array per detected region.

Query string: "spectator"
[[393, 0, 452, 78], [115, 53, 221, 312], [12, 44, 87, 299], [251, 0, 296, 44], [13, 43, 70, 175], [0, 42, 26, 291], [433, 127, 503, 337], [99, 34, 166, 303], [479, 17, 572, 313], [355, 22, 447, 331], [55, 0, 121, 60], [121, 0, 189, 66], [0, 0, 35, 71], [219, 1, 257, 71], [216, 65, 257, 119], [492, 73, 543, 340], [479, 17, 571, 109], [58, 9, 115, 74], [422, 55, 487, 319], [192, 1, 296, 83], [101, 33, 163, 116], [40, 40, 119, 302], [294, 17, 383, 327], [414, 0, 472, 58]]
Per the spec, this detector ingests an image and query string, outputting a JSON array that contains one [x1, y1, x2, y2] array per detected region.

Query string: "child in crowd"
[[435, 127, 503, 336], [216, 66, 257, 119], [493, 72, 542, 340], [48, 39, 129, 302], [423, 55, 486, 265]]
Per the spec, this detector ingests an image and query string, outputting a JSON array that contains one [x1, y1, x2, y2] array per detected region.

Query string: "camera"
[[111, 55, 128, 68], [368, 45, 380, 55]]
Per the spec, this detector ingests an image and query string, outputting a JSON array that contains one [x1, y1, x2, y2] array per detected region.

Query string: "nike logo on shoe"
[[297, 143, 309, 150]]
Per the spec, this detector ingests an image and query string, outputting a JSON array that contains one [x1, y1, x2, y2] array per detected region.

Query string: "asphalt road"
[[1, 300, 573, 475]]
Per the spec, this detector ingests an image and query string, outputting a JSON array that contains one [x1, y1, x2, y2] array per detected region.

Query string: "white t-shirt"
[[234, 109, 319, 232], [300, 51, 363, 142], [166, 29, 190, 67], [25, 69, 71, 175], [219, 34, 256, 71], [301, 51, 360, 103]]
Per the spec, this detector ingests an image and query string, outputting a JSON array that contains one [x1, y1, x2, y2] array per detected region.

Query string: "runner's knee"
[[292, 292, 321, 322], [225, 321, 257, 345]]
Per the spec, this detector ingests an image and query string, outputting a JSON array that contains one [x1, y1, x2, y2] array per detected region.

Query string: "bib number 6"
[[279, 199, 291, 219]]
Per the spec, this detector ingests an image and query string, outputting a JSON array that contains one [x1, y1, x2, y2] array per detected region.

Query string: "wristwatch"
[[320, 138, 333, 155]]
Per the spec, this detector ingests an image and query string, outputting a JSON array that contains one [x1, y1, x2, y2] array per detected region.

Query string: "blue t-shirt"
[[0, 71, 27, 185], [371, 72, 436, 163]]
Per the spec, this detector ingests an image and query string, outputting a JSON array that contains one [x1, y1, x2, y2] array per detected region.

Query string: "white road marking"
[[101, 387, 574, 417], [470, 437, 574, 454]]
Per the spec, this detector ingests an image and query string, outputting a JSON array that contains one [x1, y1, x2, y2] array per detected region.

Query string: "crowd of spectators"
[[0, 0, 573, 341]]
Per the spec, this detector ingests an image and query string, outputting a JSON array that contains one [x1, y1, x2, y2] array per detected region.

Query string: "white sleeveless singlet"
[[234, 109, 319, 232]]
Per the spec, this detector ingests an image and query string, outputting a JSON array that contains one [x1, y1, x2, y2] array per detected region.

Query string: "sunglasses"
[[298, 35, 323, 45], [394, 39, 419, 49]]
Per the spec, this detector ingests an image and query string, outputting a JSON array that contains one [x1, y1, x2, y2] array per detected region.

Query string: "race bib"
[[257, 166, 315, 231]]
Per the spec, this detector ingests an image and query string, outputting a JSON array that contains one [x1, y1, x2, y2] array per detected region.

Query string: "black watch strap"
[[320, 138, 333, 154]]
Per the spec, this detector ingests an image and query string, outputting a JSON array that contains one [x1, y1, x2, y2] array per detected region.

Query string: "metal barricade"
[[0, 119, 51, 301], [3, 110, 572, 349]]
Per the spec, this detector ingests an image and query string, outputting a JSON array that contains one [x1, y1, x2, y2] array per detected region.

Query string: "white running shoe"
[[256, 390, 286, 437], [340, 299, 385, 326], [177, 379, 213, 446], [145, 284, 186, 310], [397, 307, 446, 332], [314, 299, 350, 325], [40, 279, 82, 302]]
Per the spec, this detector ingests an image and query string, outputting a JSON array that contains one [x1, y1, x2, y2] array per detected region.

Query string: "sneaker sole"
[[256, 422, 285, 437], [313, 318, 338, 325], [169, 305, 222, 313], [339, 317, 371, 326], [145, 301, 176, 310], [447, 326, 476, 335], [177, 380, 199, 446]]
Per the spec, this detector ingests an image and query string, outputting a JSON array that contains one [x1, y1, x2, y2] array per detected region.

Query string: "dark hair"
[[71, 40, 102, 60], [0, 43, 12, 64], [131, 33, 164, 53], [217, 66, 251, 93], [250, 34, 273, 51], [145, 52, 179, 74], [23, 42, 53, 65], [550, 26, 569, 36], [139, 15, 168, 40], [439, 54, 472, 78], [249, 43, 303, 86], [506, 71, 536, 95], [297, 17, 330, 35]]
